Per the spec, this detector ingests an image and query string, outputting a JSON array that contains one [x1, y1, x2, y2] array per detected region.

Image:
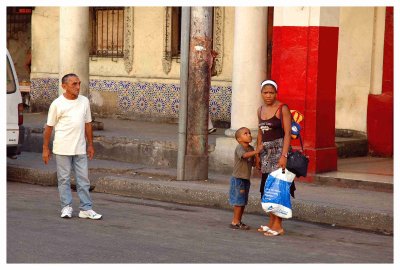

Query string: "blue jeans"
[[229, 176, 250, 206], [55, 154, 92, 211]]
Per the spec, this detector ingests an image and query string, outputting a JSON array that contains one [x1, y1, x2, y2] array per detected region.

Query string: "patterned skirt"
[[260, 137, 283, 174]]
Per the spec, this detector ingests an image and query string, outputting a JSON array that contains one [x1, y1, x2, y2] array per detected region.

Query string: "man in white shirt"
[[42, 73, 102, 220]]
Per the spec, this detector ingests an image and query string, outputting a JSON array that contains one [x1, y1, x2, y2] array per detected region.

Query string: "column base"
[[208, 137, 236, 174], [303, 146, 337, 175]]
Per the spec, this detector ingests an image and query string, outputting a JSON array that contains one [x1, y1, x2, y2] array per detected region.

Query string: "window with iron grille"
[[7, 7, 32, 40], [164, 7, 223, 75], [170, 7, 182, 58], [90, 7, 124, 59], [170, 7, 215, 58]]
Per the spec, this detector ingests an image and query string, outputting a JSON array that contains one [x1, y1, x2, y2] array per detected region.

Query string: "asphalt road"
[[6, 182, 393, 263]]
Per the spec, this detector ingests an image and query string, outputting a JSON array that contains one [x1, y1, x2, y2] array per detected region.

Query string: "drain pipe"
[[177, 7, 190, 181]]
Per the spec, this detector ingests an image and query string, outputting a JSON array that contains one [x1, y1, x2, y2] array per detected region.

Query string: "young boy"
[[229, 127, 263, 230]]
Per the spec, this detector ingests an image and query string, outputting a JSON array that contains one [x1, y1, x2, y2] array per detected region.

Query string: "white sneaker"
[[61, 205, 73, 218], [79, 209, 102, 220]]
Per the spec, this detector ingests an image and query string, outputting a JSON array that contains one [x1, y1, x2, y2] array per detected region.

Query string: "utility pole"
[[184, 7, 213, 180], [177, 7, 190, 181]]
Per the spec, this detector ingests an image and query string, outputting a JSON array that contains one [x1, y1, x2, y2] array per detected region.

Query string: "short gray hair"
[[61, 73, 78, 84]]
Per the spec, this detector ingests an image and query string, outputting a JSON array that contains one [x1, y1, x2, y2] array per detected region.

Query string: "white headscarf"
[[260, 80, 278, 92]]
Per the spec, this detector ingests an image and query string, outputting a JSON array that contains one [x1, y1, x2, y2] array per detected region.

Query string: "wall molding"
[[213, 7, 224, 76], [123, 7, 134, 74], [162, 7, 173, 74]]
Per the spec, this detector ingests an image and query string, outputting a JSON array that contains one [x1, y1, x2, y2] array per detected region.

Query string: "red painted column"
[[367, 6, 393, 157], [382, 7, 393, 94], [272, 9, 339, 176]]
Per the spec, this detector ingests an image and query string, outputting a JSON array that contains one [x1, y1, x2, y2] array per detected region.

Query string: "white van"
[[7, 49, 24, 158]]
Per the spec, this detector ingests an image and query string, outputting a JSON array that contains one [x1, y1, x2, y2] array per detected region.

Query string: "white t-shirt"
[[47, 95, 92, 155]]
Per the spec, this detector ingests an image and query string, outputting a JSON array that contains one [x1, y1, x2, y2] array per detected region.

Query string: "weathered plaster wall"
[[31, 7, 59, 78], [335, 7, 385, 132], [7, 28, 31, 82], [29, 6, 387, 131], [30, 7, 235, 123]]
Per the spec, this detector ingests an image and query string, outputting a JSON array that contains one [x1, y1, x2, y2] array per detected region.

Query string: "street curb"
[[7, 166, 57, 186], [313, 175, 393, 193], [7, 164, 392, 235], [93, 175, 393, 235]]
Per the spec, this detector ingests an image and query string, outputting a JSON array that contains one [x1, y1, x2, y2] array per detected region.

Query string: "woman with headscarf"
[[256, 79, 292, 236]]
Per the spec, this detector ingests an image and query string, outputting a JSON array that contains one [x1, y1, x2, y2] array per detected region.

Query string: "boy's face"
[[238, 128, 252, 143]]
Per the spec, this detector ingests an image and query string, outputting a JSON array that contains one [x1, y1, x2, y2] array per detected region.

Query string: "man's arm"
[[42, 125, 53, 165], [85, 122, 94, 160]]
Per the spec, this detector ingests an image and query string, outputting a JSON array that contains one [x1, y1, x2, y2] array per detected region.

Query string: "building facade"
[[7, 6, 393, 175]]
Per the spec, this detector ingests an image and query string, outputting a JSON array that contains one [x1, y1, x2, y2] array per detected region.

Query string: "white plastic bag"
[[261, 168, 296, 219]]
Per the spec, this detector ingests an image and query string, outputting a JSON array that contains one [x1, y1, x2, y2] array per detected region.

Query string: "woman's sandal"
[[257, 225, 270, 232], [264, 229, 285, 236]]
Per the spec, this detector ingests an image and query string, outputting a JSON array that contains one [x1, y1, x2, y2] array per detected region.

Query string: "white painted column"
[[225, 7, 268, 137], [370, 7, 386, 95], [59, 7, 89, 96], [209, 7, 268, 172]]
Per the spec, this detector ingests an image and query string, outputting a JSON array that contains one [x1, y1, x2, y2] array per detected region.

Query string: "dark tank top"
[[258, 105, 283, 142]]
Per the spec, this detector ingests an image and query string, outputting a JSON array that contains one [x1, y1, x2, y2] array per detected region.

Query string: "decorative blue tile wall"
[[30, 78, 59, 103], [31, 78, 232, 122]]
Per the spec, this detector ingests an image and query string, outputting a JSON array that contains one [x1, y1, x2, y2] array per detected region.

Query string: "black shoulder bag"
[[280, 105, 309, 178]]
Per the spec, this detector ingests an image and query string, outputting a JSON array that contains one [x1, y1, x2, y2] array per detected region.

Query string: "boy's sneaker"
[[61, 205, 73, 218], [79, 209, 102, 220], [208, 128, 217, 134], [229, 222, 250, 230]]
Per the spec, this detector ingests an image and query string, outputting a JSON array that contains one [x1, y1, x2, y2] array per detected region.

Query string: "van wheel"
[[7, 146, 19, 159]]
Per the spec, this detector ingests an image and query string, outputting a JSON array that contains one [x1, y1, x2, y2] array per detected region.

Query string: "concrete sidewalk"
[[7, 112, 393, 234], [20, 112, 393, 190]]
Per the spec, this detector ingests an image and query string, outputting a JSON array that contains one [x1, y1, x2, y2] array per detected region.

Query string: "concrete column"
[[273, 7, 340, 175], [369, 7, 386, 95], [209, 7, 268, 173], [367, 7, 393, 157], [59, 7, 89, 96], [225, 7, 268, 137], [381, 7, 393, 94]]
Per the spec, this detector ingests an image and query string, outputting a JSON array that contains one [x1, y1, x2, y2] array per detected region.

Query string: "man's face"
[[62, 76, 81, 98]]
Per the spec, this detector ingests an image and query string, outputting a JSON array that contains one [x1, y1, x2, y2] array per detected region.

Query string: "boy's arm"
[[242, 144, 263, 159]]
